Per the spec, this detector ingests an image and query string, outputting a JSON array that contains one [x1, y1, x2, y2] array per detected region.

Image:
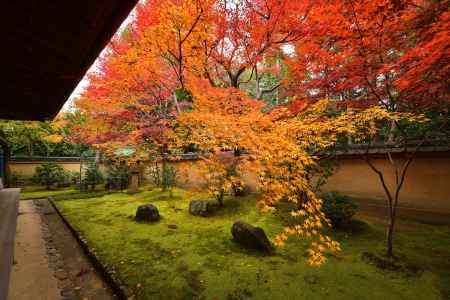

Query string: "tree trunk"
[[387, 121, 397, 144], [255, 67, 262, 99], [173, 93, 181, 113], [230, 75, 239, 88], [79, 153, 83, 190], [217, 190, 224, 207], [95, 150, 101, 164], [28, 140, 34, 157], [161, 147, 167, 192], [366, 145, 415, 258], [386, 216, 395, 257], [297, 190, 308, 210]]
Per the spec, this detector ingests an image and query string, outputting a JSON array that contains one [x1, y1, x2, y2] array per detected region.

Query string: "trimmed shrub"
[[10, 172, 34, 187], [55, 169, 79, 187], [83, 161, 104, 191], [105, 164, 130, 191], [69, 171, 80, 185], [321, 192, 358, 228], [32, 162, 66, 189]]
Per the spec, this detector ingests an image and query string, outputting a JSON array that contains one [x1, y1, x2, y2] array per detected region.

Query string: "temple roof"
[[1, 1, 138, 120]]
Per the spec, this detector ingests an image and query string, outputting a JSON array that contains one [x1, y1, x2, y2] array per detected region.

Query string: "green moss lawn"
[[55, 188, 450, 300], [20, 186, 78, 200], [20, 185, 111, 200]]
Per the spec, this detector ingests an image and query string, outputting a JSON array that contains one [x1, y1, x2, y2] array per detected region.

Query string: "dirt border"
[[34, 200, 73, 299], [48, 197, 128, 300]]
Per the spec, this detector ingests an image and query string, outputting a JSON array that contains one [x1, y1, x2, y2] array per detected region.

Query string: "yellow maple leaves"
[[175, 84, 424, 265]]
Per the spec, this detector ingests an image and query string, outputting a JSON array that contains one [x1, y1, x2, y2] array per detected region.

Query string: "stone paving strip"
[[8, 199, 116, 300], [8, 200, 61, 300]]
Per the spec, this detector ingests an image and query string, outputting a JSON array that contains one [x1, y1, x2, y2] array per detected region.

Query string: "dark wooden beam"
[[0, 0, 138, 121]]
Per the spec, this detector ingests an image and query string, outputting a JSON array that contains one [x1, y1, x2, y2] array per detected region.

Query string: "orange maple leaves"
[[73, 0, 444, 265]]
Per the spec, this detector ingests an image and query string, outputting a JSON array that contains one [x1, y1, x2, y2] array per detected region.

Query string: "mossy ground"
[[20, 185, 110, 200], [54, 188, 450, 300], [20, 186, 79, 200]]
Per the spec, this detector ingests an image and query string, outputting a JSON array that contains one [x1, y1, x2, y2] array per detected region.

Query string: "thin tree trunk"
[[365, 136, 423, 257], [173, 93, 181, 113], [387, 120, 397, 144], [95, 150, 101, 164], [254, 64, 281, 100], [368, 157, 396, 257], [217, 190, 224, 206], [161, 147, 167, 192], [386, 212, 395, 257], [255, 66, 262, 99], [161, 160, 167, 192], [230, 75, 239, 88], [364, 141, 396, 257], [28, 141, 33, 157], [79, 152, 83, 190]]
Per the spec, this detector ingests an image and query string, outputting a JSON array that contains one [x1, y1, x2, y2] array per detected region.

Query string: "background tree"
[[0, 119, 87, 157]]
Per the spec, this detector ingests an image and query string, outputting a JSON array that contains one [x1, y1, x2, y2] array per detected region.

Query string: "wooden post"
[[128, 164, 140, 194], [0, 134, 11, 188]]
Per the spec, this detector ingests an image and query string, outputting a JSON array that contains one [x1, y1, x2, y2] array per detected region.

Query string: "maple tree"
[[75, 0, 219, 164], [76, 0, 311, 155], [0, 120, 85, 158], [202, 0, 309, 89], [286, 0, 449, 109], [74, 0, 448, 264], [284, 0, 449, 257], [174, 77, 423, 265]]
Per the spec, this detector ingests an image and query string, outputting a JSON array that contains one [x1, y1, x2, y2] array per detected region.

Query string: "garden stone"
[[189, 200, 210, 217], [231, 221, 273, 252], [135, 204, 160, 222]]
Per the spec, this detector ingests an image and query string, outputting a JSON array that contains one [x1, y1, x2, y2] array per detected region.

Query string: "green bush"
[[82, 161, 104, 191], [55, 170, 71, 187], [10, 172, 34, 187], [32, 162, 66, 190], [321, 192, 358, 228], [69, 171, 80, 185], [105, 163, 130, 191], [54, 170, 80, 187]]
